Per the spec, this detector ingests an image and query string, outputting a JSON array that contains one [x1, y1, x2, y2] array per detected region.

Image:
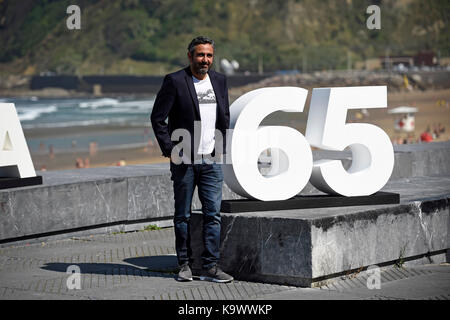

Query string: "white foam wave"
[[22, 119, 112, 129], [18, 105, 58, 121], [115, 99, 154, 109], [81, 107, 150, 115], [21, 117, 147, 129], [80, 99, 154, 114], [79, 98, 119, 109]]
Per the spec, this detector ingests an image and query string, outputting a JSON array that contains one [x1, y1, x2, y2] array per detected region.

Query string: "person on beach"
[[150, 36, 232, 283]]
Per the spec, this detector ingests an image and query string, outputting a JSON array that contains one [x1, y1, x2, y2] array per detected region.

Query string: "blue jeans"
[[170, 160, 223, 270]]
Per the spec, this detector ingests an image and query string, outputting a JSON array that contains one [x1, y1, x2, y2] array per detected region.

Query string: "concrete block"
[[394, 141, 450, 178], [127, 175, 174, 221], [0, 141, 449, 246], [0, 178, 128, 240], [190, 176, 449, 287]]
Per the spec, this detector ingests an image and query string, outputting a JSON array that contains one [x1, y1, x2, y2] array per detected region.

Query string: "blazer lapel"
[[208, 71, 224, 129], [208, 71, 222, 110], [184, 68, 201, 120]]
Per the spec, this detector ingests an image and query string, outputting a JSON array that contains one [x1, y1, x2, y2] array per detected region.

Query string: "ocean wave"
[[12, 97, 154, 128], [79, 98, 119, 109], [81, 107, 151, 115], [80, 99, 154, 113], [115, 99, 154, 108], [22, 118, 113, 129], [18, 105, 58, 121], [21, 117, 149, 129]]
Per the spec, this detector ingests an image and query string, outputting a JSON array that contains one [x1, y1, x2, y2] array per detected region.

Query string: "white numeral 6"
[[223, 87, 313, 201], [223, 86, 394, 200]]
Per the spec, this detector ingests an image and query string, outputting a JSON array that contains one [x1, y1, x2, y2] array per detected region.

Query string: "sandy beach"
[[27, 88, 450, 172], [32, 143, 167, 172], [363, 88, 450, 142]]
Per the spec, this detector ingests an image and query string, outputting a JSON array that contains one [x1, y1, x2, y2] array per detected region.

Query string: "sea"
[[0, 96, 156, 154]]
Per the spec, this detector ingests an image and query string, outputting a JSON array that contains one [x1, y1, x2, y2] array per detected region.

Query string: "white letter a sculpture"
[[0, 103, 42, 189]]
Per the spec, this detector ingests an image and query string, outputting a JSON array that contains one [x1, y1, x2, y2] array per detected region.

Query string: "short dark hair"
[[187, 36, 215, 56]]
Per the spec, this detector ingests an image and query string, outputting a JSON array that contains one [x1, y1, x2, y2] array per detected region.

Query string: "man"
[[150, 36, 233, 283]]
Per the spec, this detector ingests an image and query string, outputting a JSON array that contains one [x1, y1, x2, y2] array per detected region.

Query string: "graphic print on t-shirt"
[[197, 89, 216, 104]]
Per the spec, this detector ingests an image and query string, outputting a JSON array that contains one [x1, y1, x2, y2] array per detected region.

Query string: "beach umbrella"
[[388, 106, 418, 132]]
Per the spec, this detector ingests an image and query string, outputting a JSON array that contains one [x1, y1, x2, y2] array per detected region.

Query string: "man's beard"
[[195, 62, 210, 75]]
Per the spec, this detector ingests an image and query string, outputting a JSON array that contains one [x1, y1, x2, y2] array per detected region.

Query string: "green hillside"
[[0, 0, 448, 75]]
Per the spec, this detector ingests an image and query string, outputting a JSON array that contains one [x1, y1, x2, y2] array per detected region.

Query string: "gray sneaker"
[[200, 265, 233, 283], [177, 263, 193, 282]]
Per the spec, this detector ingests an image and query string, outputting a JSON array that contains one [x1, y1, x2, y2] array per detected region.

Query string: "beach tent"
[[388, 106, 418, 132]]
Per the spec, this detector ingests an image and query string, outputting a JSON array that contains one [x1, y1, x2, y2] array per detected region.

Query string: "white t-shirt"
[[193, 75, 217, 155]]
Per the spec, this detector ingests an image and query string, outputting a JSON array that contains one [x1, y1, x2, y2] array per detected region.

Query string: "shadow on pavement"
[[41, 255, 179, 279]]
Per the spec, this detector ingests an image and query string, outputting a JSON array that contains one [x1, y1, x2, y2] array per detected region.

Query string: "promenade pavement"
[[0, 227, 448, 300]]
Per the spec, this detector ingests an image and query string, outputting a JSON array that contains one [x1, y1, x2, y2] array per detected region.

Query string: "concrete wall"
[[313, 140, 450, 181], [0, 141, 449, 244], [190, 181, 449, 286]]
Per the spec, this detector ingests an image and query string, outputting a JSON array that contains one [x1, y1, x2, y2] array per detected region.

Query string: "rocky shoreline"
[[1, 70, 449, 101]]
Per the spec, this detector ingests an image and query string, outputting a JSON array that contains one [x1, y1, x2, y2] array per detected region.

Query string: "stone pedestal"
[[0, 176, 42, 190], [190, 177, 449, 287], [221, 192, 399, 213]]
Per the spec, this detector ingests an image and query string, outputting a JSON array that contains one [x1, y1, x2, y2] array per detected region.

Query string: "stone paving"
[[0, 227, 449, 300]]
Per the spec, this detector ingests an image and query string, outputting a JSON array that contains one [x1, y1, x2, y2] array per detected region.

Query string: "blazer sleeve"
[[150, 75, 176, 157]]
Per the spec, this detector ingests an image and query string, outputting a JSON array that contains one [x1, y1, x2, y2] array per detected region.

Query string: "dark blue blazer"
[[150, 66, 230, 160]]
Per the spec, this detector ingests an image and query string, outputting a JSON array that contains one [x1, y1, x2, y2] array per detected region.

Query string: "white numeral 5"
[[305, 86, 394, 196]]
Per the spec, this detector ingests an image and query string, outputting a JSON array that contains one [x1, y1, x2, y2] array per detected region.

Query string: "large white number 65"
[[223, 87, 313, 201], [305, 86, 394, 196]]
